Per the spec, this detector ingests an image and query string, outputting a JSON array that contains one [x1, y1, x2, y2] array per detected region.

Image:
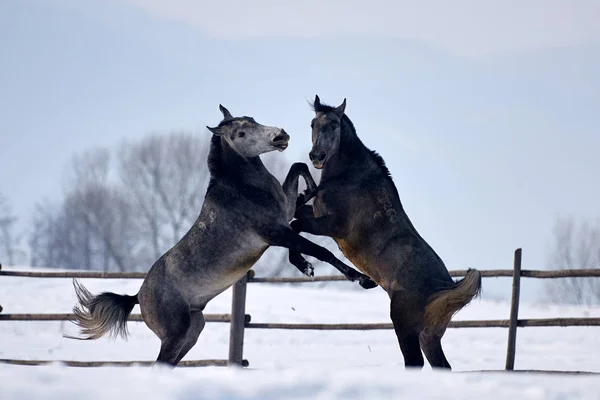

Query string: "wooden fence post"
[[228, 271, 249, 366], [505, 248, 522, 370]]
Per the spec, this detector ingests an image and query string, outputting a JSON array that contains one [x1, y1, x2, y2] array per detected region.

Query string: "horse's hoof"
[[303, 262, 314, 278], [359, 276, 378, 289]]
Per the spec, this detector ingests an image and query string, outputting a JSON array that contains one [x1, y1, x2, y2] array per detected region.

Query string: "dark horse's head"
[[308, 95, 346, 169], [207, 105, 290, 158]]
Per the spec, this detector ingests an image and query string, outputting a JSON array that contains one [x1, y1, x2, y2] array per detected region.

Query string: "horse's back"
[[317, 173, 453, 295]]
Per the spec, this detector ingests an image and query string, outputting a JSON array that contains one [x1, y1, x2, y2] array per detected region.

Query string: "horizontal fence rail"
[[245, 318, 600, 331], [0, 359, 249, 368], [0, 270, 148, 278], [250, 269, 600, 281], [0, 313, 250, 323], [3, 314, 597, 329]]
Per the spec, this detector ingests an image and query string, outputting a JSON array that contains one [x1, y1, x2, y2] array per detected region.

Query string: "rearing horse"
[[290, 95, 482, 369]]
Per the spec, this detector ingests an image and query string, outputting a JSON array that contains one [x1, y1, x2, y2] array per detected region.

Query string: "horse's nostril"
[[309, 152, 326, 162], [273, 134, 287, 143]]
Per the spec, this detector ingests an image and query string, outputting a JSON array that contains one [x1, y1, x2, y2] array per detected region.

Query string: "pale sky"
[[1, 0, 599, 301], [120, 0, 600, 57]]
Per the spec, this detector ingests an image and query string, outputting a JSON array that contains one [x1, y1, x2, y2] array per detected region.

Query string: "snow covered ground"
[[1, 266, 600, 399]]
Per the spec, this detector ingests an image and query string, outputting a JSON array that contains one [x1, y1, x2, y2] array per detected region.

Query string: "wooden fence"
[[1, 248, 600, 372]]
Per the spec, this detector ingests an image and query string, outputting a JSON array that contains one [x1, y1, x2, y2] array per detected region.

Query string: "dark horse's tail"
[[424, 269, 482, 330], [64, 279, 139, 341]]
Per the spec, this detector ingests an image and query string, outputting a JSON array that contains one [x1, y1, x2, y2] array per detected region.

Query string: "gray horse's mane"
[[206, 134, 224, 192]]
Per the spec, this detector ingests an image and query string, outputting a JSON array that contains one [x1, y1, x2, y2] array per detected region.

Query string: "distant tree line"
[[543, 216, 600, 306], [0, 192, 22, 266], [26, 132, 210, 272], [0, 130, 333, 277]]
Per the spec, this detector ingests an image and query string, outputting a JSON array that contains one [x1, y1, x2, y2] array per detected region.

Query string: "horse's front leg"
[[291, 215, 378, 289], [288, 214, 378, 289], [263, 226, 377, 289], [282, 163, 320, 278], [290, 214, 344, 238], [281, 162, 318, 220], [294, 204, 314, 220], [288, 204, 316, 277]]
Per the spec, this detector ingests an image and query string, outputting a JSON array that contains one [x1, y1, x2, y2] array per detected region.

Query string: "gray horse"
[[67, 105, 376, 366], [290, 96, 482, 370]]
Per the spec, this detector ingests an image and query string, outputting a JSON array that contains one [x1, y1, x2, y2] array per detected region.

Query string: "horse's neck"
[[321, 123, 373, 181], [220, 143, 273, 189]]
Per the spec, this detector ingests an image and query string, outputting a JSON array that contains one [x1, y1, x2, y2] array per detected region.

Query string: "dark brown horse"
[[290, 96, 482, 369]]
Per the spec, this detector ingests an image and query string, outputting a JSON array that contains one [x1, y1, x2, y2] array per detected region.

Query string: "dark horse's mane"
[[311, 100, 392, 180]]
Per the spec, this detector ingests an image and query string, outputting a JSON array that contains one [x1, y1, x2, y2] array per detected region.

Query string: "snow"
[[1, 266, 600, 399]]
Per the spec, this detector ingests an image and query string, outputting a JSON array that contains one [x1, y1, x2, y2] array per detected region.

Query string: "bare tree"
[[0, 193, 19, 265], [29, 148, 141, 271], [118, 132, 210, 263], [29, 200, 60, 268], [544, 216, 600, 306], [67, 148, 142, 271]]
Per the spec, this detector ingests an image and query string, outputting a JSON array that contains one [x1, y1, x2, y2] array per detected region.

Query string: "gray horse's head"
[[309, 95, 346, 169], [207, 105, 289, 158]]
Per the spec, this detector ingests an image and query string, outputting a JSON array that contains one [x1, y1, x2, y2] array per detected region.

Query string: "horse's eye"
[[238, 131, 246, 138]]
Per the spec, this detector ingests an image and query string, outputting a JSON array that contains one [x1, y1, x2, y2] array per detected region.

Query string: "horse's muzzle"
[[272, 129, 290, 151], [309, 150, 326, 169]]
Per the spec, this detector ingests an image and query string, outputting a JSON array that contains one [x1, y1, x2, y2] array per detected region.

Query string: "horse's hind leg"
[[155, 310, 192, 366], [173, 311, 206, 365], [420, 329, 451, 370], [390, 292, 425, 368], [141, 291, 193, 367]]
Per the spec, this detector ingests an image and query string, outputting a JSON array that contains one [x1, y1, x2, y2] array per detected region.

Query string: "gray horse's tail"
[[423, 268, 482, 330], [64, 279, 139, 341]]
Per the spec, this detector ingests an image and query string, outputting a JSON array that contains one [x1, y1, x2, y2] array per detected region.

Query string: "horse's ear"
[[313, 95, 321, 110], [206, 126, 224, 136], [333, 98, 346, 117], [219, 104, 234, 121]]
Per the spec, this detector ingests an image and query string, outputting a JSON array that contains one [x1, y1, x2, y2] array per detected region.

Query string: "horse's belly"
[[335, 239, 379, 281], [181, 233, 269, 300], [218, 242, 269, 284]]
